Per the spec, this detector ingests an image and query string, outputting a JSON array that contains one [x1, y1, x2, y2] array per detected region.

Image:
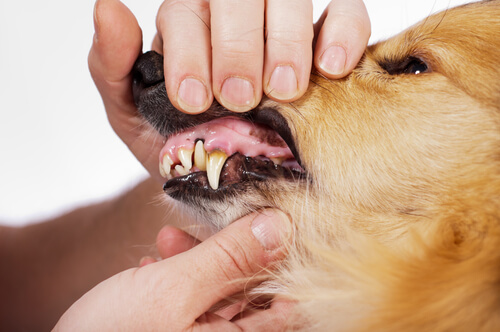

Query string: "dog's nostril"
[[132, 51, 165, 88], [132, 51, 166, 105]]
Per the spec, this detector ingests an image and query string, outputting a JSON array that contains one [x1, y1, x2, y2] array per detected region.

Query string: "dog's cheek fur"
[[143, 2, 500, 330], [174, 180, 309, 232], [254, 2, 500, 330]]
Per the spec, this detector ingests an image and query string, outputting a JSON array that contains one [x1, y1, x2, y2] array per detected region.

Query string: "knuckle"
[[324, 0, 371, 38], [215, 37, 262, 58], [347, 14, 371, 38], [212, 235, 254, 280], [266, 30, 313, 48], [157, 0, 210, 30]]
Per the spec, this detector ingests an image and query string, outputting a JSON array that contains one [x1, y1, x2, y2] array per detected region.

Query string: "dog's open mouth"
[[160, 116, 304, 195], [131, 51, 306, 199]]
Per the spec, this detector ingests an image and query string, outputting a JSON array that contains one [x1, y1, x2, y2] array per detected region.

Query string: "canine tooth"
[[207, 150, 228, 190], [194, 140, 207, 171], [178, 148, 193, 170], [175, 165, 189, 176]]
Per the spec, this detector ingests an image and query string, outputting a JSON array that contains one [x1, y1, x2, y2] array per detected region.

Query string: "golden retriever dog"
[[132, 1, 500, 330]]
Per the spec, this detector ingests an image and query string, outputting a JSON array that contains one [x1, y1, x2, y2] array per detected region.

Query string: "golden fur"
[[249, 1, 500, 330]]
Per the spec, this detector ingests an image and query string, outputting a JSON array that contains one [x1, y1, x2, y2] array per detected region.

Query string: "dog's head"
[[133, 1, 500, 241], [132, 1, 500, 328]]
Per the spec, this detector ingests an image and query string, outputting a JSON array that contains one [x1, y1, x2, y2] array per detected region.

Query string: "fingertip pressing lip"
[[267, 65, 299, 101], [220, 77, 256, 112], [177, 77, 209, 114]]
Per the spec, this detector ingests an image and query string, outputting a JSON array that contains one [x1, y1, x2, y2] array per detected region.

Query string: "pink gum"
[[159, 117, 295, 166]]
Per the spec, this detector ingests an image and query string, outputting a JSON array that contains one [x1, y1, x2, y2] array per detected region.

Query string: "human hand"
[[155, 0, 371, 113], [88, 0, 370, 181], [54, 209, 293, 331]]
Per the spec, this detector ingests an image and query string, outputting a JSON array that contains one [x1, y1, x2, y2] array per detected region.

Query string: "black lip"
[[163, 153, 305, 198], [246, 107, 302, 166]]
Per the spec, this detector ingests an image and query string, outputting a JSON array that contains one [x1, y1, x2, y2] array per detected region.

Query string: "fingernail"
[[220, 77, 255, 112], [267, 65, 298, 100], [177, 78, 208, 113], [139, 256, 157, 267], [319, 45, 347, 76], [251, 209, 291, 250]]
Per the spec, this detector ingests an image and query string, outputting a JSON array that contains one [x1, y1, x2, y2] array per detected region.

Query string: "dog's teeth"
[[270, 157, 284, 166], [194, 140, 207, 171], [175, 165, 189, 176], [178, 148, 193, 171], [160, 154, 173, 178], [207, 150, 228, 190], [163, 154, 173, 167], [159, 162, 167, 178]]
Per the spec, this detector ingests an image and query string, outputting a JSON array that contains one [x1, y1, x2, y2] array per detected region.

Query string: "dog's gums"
[[132, 1, 500, 330], [158, 116, 303, 190]]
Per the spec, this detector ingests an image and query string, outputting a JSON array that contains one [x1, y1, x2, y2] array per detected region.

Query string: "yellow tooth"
[[163, 154, 173, 167], [160, 154, 173, 178], [194, 140, 207, 171], [207, 150, 228, 190], [175, 165, 189, 176], [178, 148, 193, 171], [159, 162, 167, 178], [270, 157, 284, 166]]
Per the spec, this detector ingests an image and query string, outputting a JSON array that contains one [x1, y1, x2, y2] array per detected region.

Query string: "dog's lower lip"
[[163, 152, 306, 195]]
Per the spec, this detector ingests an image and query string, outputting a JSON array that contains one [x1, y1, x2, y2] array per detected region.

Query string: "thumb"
[[88, 0, 165, 179], [170, 208, 292, 323], [88, 0, 142, 114]]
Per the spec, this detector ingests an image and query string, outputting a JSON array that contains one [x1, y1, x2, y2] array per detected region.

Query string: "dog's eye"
[[381, 56, 430, 75], [403, 58, 428, 75]]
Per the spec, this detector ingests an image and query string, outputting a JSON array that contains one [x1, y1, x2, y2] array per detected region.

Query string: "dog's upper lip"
[[247, 107, 302, 166]]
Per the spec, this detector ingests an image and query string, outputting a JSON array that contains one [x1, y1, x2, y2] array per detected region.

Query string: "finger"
[[88, 0, 141, 126], [263, 0, 314, 102], [156, 226, 201, 259], [234, 299, 294, 331], [210, 0, 265, 112], [171, 209, 291, 323], [89, 0, 165, 180], [157, 0, 212, 114], [314, 0, 371, 78], [139, 256, 157, 267], [193, 312, 240, 331], [151, 33, 162, 54]]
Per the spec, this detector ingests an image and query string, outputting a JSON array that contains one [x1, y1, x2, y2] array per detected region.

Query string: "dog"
[[131, 1, 500, 330]]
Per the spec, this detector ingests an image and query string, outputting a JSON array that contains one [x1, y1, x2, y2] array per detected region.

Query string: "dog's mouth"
[[160, 116, 305, 196], [131, 51, 306, 200]]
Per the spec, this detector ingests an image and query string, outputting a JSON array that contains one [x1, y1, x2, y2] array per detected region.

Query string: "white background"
[[0, 0, 475, 226]]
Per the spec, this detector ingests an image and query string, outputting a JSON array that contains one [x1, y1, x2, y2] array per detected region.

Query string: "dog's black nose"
[[132, 51, 165, 104]]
